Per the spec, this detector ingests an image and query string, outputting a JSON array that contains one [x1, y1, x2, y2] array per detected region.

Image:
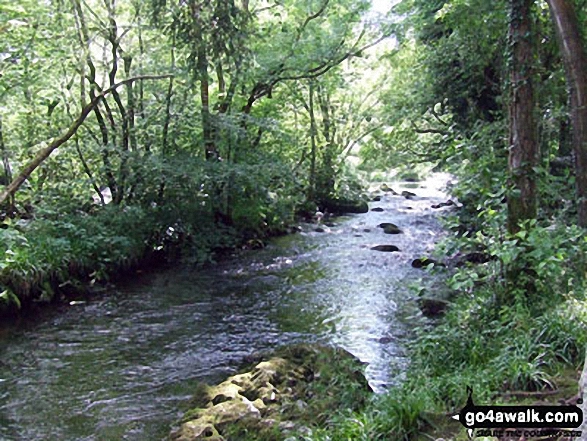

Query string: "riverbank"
[[0, 191, 303, 318], [0, 204, 230, 316]]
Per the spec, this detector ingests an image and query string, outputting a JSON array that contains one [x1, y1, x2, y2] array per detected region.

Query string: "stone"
[[171, 344, 372, 440], [372, 196, 382, 202], [383, 225, 402, 235], [170, 419, 222, 441], [401, 191, 417, 199], [212, 399, 261, 431], [371, 245, 400, 252], [371, 207, 385, 212], [378, 223, 398, 229]]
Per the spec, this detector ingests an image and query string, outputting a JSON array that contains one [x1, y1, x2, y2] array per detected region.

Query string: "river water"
[[0, 174, 451, 441]]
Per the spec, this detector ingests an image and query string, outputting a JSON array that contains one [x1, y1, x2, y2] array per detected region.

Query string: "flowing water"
[[0, 174, 452, 441]]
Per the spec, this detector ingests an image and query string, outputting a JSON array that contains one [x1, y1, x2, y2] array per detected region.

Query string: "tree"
[[506, 0, 539, 234], [545, 0, 587, 227]]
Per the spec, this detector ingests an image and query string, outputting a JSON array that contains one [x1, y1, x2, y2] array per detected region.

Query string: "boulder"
[[371, 245, 400, 252], [372, 196, 382, 202], [371, 207, 385, 212]]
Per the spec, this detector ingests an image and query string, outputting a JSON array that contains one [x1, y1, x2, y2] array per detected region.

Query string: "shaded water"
[[0, 174, 451, 441]]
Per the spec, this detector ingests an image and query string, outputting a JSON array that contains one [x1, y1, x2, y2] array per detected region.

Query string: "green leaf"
[[0, 289, 21, 309]]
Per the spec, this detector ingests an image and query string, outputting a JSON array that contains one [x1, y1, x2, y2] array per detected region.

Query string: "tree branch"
[[0, 74, 173, 206], [409, 119, 449, 135]]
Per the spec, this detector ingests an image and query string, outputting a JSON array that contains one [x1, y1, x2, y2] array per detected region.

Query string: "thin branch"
[[409, 120, 449, 135], [430, 106, 450, 126]]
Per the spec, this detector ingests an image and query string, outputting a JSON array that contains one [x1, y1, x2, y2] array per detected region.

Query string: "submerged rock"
[[170, 344, 372, 441], [371, 245, 400, 252], [371, 207, 385, 212], [401, 191, 417, 199]]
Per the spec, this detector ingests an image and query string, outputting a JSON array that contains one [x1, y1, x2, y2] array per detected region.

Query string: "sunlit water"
[[0, 174, 452, 441]]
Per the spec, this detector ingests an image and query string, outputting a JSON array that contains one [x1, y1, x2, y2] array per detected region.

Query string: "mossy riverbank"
[[170, 344, 373, 441]]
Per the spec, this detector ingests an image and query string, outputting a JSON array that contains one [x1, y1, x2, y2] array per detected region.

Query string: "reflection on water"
[[0, 174, 451, 441]]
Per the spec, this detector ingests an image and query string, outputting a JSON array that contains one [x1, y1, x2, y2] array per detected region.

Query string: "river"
[[0, 173, 451, 441]]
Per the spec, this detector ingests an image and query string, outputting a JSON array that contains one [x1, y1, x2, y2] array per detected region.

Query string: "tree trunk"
[[308, 80, 318, 202], [189, 1, 216, 160], [507, 0, 539, 235], [72, 0, 119, 201], [162, 32, 176, 155], [545, 0, 587, 227], [0, 114, 14, 212]]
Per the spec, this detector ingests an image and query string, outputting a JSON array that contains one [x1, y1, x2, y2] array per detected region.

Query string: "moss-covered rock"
[[170, 344, 372, 441]]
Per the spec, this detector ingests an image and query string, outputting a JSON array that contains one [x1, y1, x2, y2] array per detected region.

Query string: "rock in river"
[[378, 222, 398, 229], [377, 223, 401, 234], [383, 225, 402, 235], [401, 190, 417, 199], [371, 245, 400, 252], [371, 207, 385, 212]]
